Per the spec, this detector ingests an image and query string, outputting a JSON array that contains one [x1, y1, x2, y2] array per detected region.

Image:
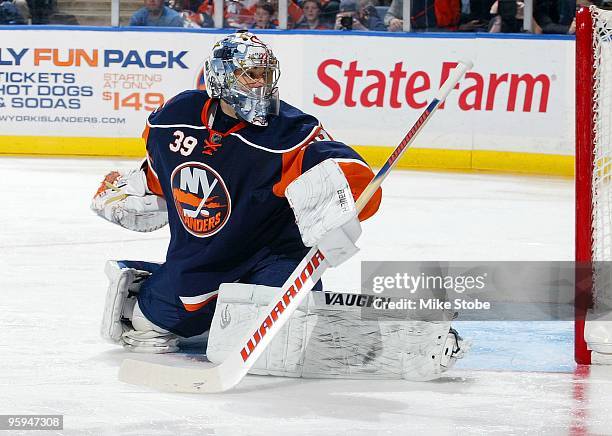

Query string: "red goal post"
[[575, 6, 612, 365]]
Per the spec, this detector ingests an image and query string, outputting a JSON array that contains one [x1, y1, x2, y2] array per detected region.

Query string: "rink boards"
[[0, 27, 575, 175]]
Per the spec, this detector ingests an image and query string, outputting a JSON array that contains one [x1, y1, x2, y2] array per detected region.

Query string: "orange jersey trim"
[[142, 124, 150, 142], [144, 158, 164, 197], [272, 127, 324, 198], [141, 125, 164, 197], [201, 98, 247, 155], [200, 98, 212, 126], [273, 145, 309, 198], [181, 293, 219, 312]]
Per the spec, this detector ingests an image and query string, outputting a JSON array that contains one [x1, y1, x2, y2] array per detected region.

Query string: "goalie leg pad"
[[206, 283, 310, 377], [101, 260, 179, 353], [299, 297, 468, 381], [100, 260, 151, 343], [206, 285, 468, 380]]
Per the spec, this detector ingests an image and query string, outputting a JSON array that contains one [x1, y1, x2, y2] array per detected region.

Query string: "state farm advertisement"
[[0, 30, 574, 155], [300, 35, 574, 155]]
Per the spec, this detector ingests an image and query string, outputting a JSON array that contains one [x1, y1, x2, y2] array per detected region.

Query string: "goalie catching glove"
[[286, 159, 362, 267], [91, 169, 168, 232]]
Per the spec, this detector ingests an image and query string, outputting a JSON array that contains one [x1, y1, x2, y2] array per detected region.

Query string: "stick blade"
[[118, 358, 227, 393]]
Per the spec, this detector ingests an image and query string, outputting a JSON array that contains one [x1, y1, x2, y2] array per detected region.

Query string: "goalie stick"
[[118, 60, 473, 393]]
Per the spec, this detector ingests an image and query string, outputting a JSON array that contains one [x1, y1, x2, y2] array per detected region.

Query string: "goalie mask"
[[204, 30, 280, 127]]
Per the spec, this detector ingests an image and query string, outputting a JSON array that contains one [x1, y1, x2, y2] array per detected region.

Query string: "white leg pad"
[[206, 285, 469, 380], [100, 261, 151, 343], [100, 261, 179, 353], [586, 310, 612, 357], [206, 283, 310, 377]]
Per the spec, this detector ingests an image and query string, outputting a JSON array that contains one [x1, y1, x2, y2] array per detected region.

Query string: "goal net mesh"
[[591, 7, 612, 313]]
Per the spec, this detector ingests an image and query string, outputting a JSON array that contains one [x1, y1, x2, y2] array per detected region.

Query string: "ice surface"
[[1, 157, 610, 435]]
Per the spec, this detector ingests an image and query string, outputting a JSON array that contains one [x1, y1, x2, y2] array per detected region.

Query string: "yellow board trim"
[[353, 146, 575, 177], [0, 136, 146, 157], [0, 136, 574, 177], [471, 150, 574, 177]]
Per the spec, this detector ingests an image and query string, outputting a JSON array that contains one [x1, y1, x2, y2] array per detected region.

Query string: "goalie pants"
[[133, 253, 323, 338]]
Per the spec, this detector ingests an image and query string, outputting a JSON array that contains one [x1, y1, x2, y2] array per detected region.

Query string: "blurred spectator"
[[169, 0, 198, 11], [251, 1, 276, 27], [487, 0, 523, 32], [225, 0, 248, 27], [533, 0, 582, 34], [319, 0, 340, 25], [197, 0, 254, 28], [130, 0, 185, 26], [168, 0, 214, 27], [285, 0, 306, 25], [171, 0, 214, 27], [247, 0, 304, 28], [47, 1, 80, 24], [334, 0, 386, 30], [12, 0, 29, 22], [203, 0, 304, 28], [295, 0, 332, 28], [29, 0, 53, 24], [0, 0, 25, 23], [384, 0, 460, 31], [457, 0, 494, 31], [181, 9, 215, 26]]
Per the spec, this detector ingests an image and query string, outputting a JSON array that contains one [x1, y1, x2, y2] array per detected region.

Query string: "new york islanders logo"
[[170, 162, 231, 238]]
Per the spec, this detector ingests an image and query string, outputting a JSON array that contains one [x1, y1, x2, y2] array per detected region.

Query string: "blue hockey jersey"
[[138, 90, 381, 329]]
